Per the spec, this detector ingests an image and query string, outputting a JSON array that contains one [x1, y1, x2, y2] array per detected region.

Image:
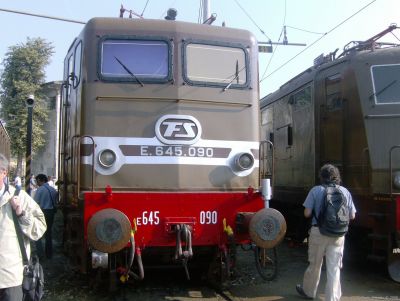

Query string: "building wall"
[[32, 81, 62, 180]]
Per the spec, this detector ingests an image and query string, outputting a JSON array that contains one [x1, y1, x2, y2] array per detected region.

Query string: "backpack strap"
[[312, 185, 328, 226], [10, 188, 29, 266], [43, 184, 56, 209], [1, 183, 9, 198]]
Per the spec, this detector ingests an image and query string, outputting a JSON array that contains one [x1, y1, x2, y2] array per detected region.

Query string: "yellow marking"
[[132, 218, 137, 235], [223, 218, 233, 236]]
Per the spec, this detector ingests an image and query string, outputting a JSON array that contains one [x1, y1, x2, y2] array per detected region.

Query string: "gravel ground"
[[38, 211, 400, 301]]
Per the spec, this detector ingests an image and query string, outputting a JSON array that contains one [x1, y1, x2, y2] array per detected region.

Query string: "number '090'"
[[200, 211, 217, 224]]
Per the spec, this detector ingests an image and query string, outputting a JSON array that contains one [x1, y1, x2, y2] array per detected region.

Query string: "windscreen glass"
[[185, 43, 247, 87], [371, 64, 400, 104], [100, 39, 169, 80]]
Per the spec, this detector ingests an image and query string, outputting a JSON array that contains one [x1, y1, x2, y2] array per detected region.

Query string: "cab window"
[[371, 64, 400, 104], [183, 41, 249, 88], [99, 38, 171, 82]]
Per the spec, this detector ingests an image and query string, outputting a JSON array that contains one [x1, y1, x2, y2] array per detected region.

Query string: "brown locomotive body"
[[260, 26, 400, 280], [59, 17, 285, 288]]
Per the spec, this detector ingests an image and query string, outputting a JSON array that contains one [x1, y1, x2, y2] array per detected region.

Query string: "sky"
[[0, 0, 399, 98]]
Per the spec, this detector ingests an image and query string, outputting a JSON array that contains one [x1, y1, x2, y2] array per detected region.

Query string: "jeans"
[[36, 209, 55, 259]]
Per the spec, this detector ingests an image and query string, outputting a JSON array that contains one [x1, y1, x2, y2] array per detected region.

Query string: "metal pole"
[[203, 0, 210, 23], [25, 95, 34, 192]]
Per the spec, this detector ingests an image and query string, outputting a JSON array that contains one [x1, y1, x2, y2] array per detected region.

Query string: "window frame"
[[182, 39, 250, 89], [97, 35, 173, 83], [73, 41, 82, 88], [370, 63, 400, 105]]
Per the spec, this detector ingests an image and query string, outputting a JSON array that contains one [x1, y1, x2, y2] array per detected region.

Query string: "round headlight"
[[98, 149, 116, 168], [234, 152, 254, 171], [393, 172, 400, 190]]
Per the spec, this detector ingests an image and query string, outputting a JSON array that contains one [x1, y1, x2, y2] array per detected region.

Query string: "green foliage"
[[0, 37, 54, 158]]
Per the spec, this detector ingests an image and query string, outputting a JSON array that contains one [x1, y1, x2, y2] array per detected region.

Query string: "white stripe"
[[81, 136, 259, 176]]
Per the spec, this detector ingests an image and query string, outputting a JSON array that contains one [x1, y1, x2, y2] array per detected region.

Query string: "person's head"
[[0, 153, 9, 189], [319, 164, 341, 185], [35, 174, 48, 186]]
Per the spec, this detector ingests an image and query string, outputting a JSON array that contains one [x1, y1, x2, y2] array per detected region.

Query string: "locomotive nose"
[[249, 208, 287, 249]]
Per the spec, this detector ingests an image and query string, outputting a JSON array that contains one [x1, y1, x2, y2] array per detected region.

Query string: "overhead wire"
[[233, 0, 272, 42], [260, 0, 377, 83], [390, 31, 400, 43], [141, 0, 150, 17], [260, 0, 287, 81], [0, 7, 85, 24], [285, 25, 325, 35]]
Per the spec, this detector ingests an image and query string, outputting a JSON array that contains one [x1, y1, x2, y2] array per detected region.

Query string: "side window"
[[68, 54, 74, 94], [371, 64, 400, 104], [289, 86, 311, 111], [73, 41, 82, 88], [325, 73, 342, 111], [63, 53, 73, 101]]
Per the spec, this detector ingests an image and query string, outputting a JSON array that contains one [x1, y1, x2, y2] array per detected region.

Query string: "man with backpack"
[[296, 164, 356, 301]]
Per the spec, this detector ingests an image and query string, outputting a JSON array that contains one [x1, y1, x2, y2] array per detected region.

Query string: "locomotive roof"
[[80, 17, 256, 43], [260, 25, 400, 108], [260, 44, 400, 108]]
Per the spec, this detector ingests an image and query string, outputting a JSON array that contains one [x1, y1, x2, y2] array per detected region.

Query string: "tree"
[[0, 37, 54, 176]]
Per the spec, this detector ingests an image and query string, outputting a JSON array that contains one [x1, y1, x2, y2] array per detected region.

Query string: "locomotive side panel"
[[261, 29, 400, 279], [353, 50, 400, 194], [261, 78, 316, 239]]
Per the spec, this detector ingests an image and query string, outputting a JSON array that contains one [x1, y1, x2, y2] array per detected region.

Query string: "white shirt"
[[14, 176, 21, 186]]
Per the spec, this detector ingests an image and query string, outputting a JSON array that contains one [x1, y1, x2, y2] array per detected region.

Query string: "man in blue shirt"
[[34, 174, 58, 259], [296, 164, 356, 301]]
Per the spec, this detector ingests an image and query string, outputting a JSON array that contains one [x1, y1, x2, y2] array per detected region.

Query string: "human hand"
[[10, 196, 23, 216]]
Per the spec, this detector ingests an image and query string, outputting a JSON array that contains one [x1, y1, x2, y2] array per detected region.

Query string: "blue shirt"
[[34, 182, 58, 209], [303, 185, 356, 225]]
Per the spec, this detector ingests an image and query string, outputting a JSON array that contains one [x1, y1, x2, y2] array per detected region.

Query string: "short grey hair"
[[0, 153, 9, 172]]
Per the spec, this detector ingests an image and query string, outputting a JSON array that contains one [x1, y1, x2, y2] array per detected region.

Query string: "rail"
[[389, 145, 400, 196], [259, 140, 274, 190], [96, 95, 252, 107]]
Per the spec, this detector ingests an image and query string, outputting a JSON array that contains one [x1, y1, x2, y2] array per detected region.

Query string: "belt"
[[312, 224, 318, 227]]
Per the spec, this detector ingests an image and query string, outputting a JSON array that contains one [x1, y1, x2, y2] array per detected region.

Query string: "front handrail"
[[389, 145, 400, 196], [259, 140, 274, 191], [77, 135, 95, 196]]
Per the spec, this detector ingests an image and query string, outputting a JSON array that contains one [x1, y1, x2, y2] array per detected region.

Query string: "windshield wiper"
[[114, 56, 144, 87], [369, 79, 397, 100], [223, 61, 245, 92]]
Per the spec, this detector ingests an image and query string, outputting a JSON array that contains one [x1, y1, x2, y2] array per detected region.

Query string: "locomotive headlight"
[[234, 152, 255, 171], [98, 149, 116, 168], [394, 171, 400, 190]]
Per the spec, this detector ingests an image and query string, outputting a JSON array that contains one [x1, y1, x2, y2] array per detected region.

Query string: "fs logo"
[[155, 115, 202, 145]]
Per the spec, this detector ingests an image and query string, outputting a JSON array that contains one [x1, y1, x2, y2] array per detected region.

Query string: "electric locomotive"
[[260, 25, 400, 280], [59, 16, 286, 288]]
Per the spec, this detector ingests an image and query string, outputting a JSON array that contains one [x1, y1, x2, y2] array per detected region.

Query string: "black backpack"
[[317, 184, 350, 237]]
